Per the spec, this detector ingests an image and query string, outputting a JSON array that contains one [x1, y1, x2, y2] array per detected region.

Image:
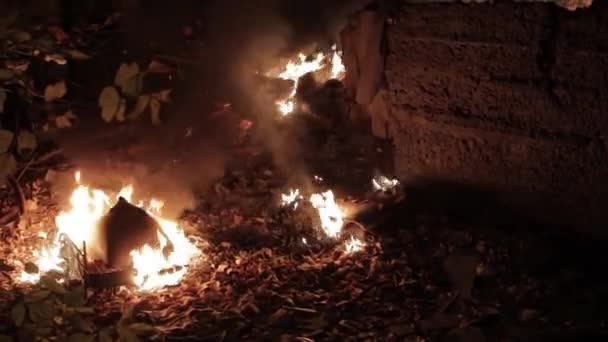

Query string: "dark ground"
[[1, 2, 608, 341]]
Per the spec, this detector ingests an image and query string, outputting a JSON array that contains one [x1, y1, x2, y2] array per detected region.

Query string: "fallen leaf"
[[16, 130, 36, 155], [11, 302, 26, 327], [10, 30, 31, 42], [148, 60, 173, 73], [447, 327, 486, 342], [388, 322, 414, 336], [118, 328, 140, 342], [44, 81, 67, 102], [99, 86, 121, 122], [24, 290, 51, 303], [55, 110, 77, 128], [69, 315, 95, 333], [0, 89, 7, 113], [48, 26, 69, 41], [519, 308, 540, 322], [0, 69, 14, 81], [128, 323, 157, 336], [27, 300, 56, 323], [98, 329, 113, 342], [443, 252, 479, 299], [114, 63, 140, 95], [0, 259, 14, 271], [120, 73, 145, 98], [0, 335, 13, 342], [44, 54, 67, 65], [64, 285, 85, 307], [419, 313, 460, 332], [39, 275, 66, 294], [67, 333, 95, 342], [0, 153, 16, 178], [64, 49, 90, 60], [0, 129, 14, 152], [127, 95, 150, 119], [116, 99, 127, 122], [24, 262, 39, 274], [150, 97, 161, 125], [153, 89, 172, 103]]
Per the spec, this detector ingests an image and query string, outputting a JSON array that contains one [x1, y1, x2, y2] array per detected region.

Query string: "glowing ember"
[[344, 236, 365, 254], [330, 44, 346, 80], [309, 190, 344, 238], [372, 175, 400, 192], [281, 188, 302, 209], [20, 172, 201, 290]]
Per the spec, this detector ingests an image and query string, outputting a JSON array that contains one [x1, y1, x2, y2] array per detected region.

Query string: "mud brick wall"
[[385, 1, 608, 231]]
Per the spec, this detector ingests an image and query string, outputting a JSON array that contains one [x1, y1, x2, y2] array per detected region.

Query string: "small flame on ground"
[[281, 189, 302, 209], [20, 172, 201, 290], [270, 44, 346, 116], [344, 236, 364, 254], [330, 44, 346, 80], [273, 53, 325, 116], [372, 175, 400, 192], [309, 190, 344, 239]]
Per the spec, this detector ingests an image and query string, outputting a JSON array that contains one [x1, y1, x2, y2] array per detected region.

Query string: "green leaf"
[[68, 314, 95, 333], [150, 97, 161, 126], [64, 285, 85, 307], [67, 333, 95, 342], [11, 302, 26, 327], [114, 63, 140, 90], [64, 49, 91, 60], [98, 86, 121, 122], [24, 290, 50, 303], [98, 329, 113, 342], [0, 89, 6, 113], [44, 81, 67, 102], [127, 95, 150, 120], [55, 110, 78, 128], [16, 130, 36, 156], [0, 69, 14, 81], [27, 300, 56, 323], [0, 153, 17, 179], [23, 262, 39, 274], [39, 275, 65, 294], [0, 129, 14, 152]]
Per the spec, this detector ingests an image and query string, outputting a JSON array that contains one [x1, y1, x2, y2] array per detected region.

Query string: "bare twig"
[[16, 151, 37, 182], [7, 175, 25, 215]]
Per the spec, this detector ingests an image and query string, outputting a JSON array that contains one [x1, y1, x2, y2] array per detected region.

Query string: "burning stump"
[[97, 197, 173, 271]]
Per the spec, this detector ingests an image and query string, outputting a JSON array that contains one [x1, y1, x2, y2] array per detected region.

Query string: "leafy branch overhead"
[[98, 61, 173, 125]]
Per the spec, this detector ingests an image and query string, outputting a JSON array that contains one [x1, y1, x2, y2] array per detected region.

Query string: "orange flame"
[[20, 172, 201, 290]]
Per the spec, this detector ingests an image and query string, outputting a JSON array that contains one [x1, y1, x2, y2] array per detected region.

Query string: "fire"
[[281, 188, 302, 209], [330, 44, 346, 80], [310, 190, 344, 239], [372, 175, 400, 192], [344, 236, 364, 254], [269, 44, 346, 116], [20, 172, 201, 290], [272, 52, 325, 116]]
